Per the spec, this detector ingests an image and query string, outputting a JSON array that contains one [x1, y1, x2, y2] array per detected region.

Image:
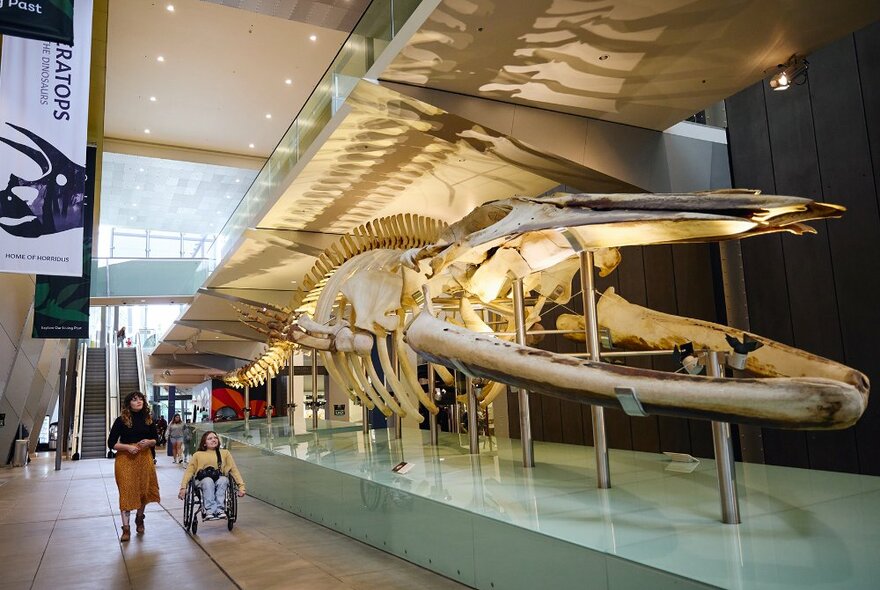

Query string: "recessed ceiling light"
[[285, 79, 292, 85], [265, 113, 272, 119], [225, 194, 231, 199], [144, 129, 151, 134], [135, 186, 141, 190], [140, 299, 146, 303], [156, 56, 165, 62], [139, 168, 144, 172], [149, 96, 157, 102], [309, 34, 317, 41], [166, 4, 174, 11], [248, 143, 255, 148], [129, 216, 135, 220], [235, 178, 240, 183]]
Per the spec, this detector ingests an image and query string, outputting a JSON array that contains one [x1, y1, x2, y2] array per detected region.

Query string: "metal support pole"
[[311, 352, 319, 430], [428, 364, 439, 446], [467, 377, 479, 454], [707, 351, 741, 524], [512, 278, 535, 468], [393, 345, 403, 440], [243, 385, 250, 431], [362, 403, 370, 436], [55, 358, 66, 471], [287, 351, 295, 429], [266, 376, 273, 432], [579, 251, 610, 488]]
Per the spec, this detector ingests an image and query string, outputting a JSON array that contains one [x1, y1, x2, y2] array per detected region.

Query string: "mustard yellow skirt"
[[114, 450, 160, 511]]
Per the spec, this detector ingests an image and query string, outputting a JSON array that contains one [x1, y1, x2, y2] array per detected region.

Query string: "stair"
[[81, 348, 108, 459]]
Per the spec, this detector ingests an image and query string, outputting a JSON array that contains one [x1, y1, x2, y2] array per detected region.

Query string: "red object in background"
[[211, 386, 276, 419]]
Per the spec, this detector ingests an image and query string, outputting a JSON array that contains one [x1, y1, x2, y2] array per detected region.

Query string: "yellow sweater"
[[180, 449, 246, 492]]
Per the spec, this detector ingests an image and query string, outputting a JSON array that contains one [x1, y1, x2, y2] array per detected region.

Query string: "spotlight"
[[769, 55, 808, 91]]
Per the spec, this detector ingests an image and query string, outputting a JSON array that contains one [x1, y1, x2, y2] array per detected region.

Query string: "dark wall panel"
[[727, 23, 880, 474], [854, 21, 880, 474]]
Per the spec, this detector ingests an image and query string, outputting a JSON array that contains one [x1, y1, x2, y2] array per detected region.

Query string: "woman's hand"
[[126, 444, 140, 455], [178, 488, 186, 500], [137, 439, 152, 448], [237, 489, 246, 497]]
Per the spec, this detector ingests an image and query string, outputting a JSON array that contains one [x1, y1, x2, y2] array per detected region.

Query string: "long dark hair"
[[121, 391, 152, 428], [198, 430, 222, 466]]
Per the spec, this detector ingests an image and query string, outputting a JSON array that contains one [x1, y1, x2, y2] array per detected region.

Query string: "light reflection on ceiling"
[[382, 0, 880, 130]]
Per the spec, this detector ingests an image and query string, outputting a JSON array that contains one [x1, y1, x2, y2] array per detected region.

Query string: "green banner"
[[32, 144, 94, 339], [0, 0, 74, 45]]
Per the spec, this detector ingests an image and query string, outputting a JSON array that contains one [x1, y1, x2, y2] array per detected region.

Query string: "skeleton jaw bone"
[[406, 312, 865, 430]]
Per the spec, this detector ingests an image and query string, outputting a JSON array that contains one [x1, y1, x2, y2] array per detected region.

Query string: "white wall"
[[0, 273, 69, 460]]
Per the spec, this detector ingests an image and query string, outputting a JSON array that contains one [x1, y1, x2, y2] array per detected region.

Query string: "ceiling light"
[[149, 96, 157, 102], [139, 168, 144, 172], [226, 194, 231, 199], [144, 129, 151, 134], [309, 34, 317, 41], [156, 56, 165, 62], [129, 216, 135, 220], [265, 113, 272, 119], [248, 143, 255, 148], [135, 185, 141, 190], [166, 4, 174, 11], [769, 55, 808, 91], [285, 79, 292, 85], [140, 299, 146, 303], [235, 178, 240, 183]]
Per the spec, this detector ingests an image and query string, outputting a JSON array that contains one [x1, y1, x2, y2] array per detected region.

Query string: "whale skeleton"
[[226, 190, 868, 431]]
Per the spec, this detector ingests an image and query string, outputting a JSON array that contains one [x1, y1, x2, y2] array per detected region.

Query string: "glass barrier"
[[205, 0, 424, 270], [90, 257, 209, 298]]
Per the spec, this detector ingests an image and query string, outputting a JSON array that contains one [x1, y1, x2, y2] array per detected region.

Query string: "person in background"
[[166, 413, 185, 463], [178, 431, 246, 519], [155, 415, 168, 447], [107, 391, 159, 542]]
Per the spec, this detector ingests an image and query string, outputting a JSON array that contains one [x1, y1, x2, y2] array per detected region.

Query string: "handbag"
[[195, 466, 221, 481]]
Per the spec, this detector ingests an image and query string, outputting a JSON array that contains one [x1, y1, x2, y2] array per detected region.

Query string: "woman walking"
[[108, 391, 160, 542], [167, 414, 185, 463]]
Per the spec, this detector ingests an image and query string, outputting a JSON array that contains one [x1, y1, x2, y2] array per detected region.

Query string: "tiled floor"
[[0, 453, 469, 590]]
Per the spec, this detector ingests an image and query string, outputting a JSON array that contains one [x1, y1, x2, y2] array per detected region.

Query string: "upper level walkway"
[[0, 454, 467, 590]]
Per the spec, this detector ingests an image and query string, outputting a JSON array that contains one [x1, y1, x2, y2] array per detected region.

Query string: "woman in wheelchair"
[[178, 431, 245, 519]]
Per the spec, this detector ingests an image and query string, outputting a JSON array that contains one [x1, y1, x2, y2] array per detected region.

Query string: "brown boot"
[[135, 514, 145, 534], [120, 525, 131, 542]]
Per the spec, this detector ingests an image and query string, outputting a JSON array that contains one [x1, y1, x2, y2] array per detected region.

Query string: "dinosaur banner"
[[32, 145, 94, 338], [0, 0, 91, 276], [0, 0, 75, 45]]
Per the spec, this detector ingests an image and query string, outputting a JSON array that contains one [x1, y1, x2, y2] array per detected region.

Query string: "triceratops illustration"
[[0, 123, 85, 238]]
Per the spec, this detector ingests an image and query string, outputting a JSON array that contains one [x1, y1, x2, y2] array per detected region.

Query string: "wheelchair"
[[182, 476, 238, 533]]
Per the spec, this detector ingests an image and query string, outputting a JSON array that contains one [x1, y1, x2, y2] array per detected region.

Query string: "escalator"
[[118, 348, 140, 398], [80, 348, 108, 459]]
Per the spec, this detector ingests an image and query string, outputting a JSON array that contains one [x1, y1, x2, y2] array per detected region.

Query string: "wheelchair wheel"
[[226, 480, 238, 531], [185, 480, 199, 534]]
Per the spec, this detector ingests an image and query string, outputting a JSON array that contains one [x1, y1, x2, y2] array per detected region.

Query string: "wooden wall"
[[506, 21, 880, 475], [725, 22, 880, 475]]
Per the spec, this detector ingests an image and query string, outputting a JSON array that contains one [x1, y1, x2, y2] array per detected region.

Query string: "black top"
[[107, 412, 158, 449]]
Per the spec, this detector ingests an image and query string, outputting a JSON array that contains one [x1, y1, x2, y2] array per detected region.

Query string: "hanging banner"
[[32, 144, 94, 338], [0, 0, 91, 277], [0, 1, 75, 45]]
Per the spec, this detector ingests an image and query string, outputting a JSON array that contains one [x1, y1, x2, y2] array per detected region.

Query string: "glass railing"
[[205, 0, 424, 270], [90, 257, 209, 298]]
